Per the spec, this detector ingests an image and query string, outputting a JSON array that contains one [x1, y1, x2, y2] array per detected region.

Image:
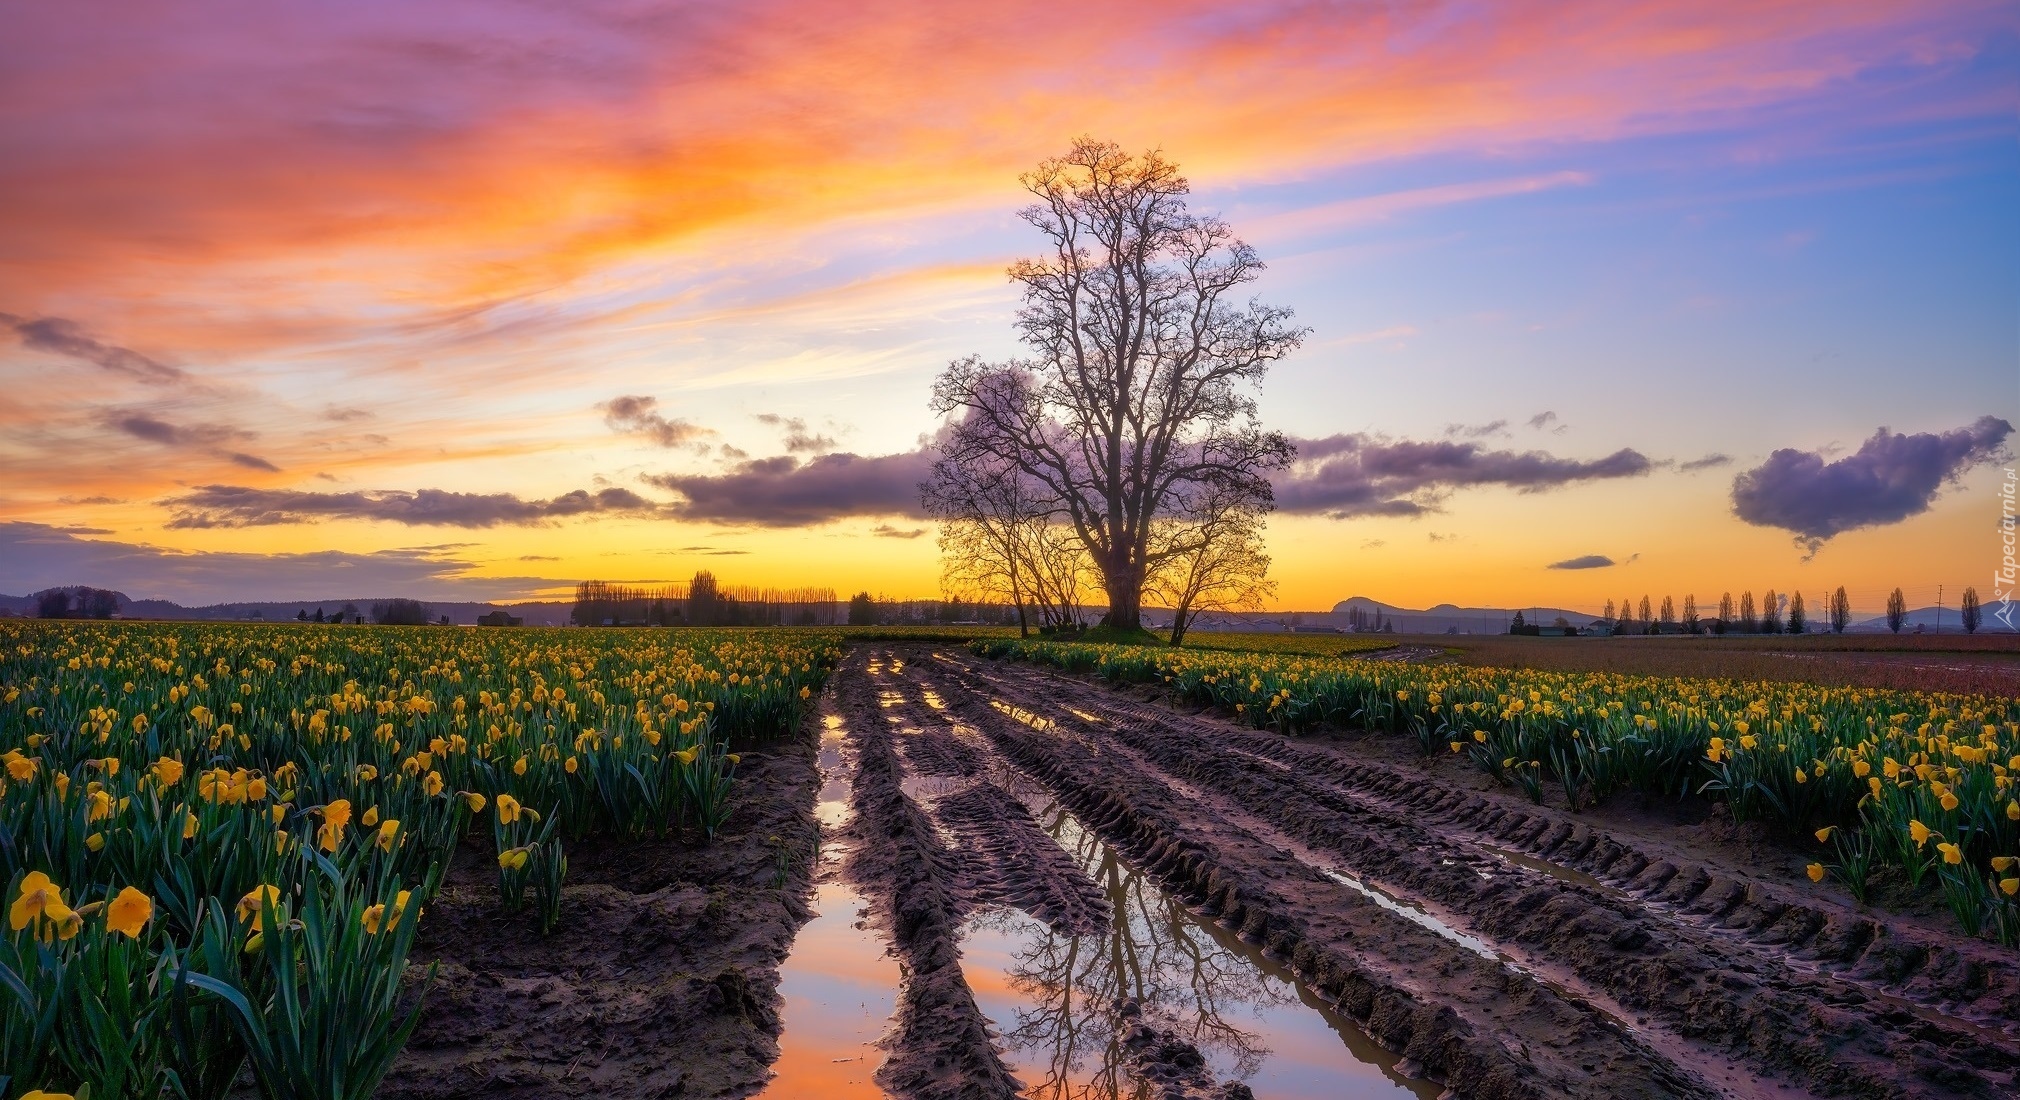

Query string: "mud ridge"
[[870, 652, 1279, 1099], [967, 649, 2020, 1099], [382, 712, 823, 1100], [911, 650, 1714, 1100], [935, 778, 1113, 936], [833, 651, 1023, 1100]]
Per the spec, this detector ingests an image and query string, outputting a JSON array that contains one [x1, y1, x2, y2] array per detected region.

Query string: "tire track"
[[955, 648, 2020, 1100], [833, 649, 1022, 1100], [907, 648, 1717, 1100]]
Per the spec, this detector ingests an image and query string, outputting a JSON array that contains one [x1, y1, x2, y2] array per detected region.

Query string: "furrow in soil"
[[902, 646, 1718, 1100], [948, 647, 2020, 1100]]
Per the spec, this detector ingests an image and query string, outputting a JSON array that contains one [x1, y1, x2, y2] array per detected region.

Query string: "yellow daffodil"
[[236, 884, 281, 930], [10, 871, 63, 931], [106, 885, 152, 938]]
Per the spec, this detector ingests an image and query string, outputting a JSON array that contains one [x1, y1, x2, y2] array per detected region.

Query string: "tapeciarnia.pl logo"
[[1997, 467, 2017, 630]]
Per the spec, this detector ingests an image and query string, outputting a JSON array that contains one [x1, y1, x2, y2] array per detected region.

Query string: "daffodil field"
[[0, 620, 841, 1100], [975, 638, 2020, 944]]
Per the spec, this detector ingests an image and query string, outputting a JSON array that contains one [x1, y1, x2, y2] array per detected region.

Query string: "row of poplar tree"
[[1592, 586, 1991, 635]]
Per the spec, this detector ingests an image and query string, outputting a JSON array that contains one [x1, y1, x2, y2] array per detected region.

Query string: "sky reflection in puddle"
[[961, 806, 1439, 1100], [761, 713, 899, 1098]]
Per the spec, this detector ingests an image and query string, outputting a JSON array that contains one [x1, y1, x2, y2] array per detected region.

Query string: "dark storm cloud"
[[1, 313, 185, 384], [0, 521, 557, 604], [644, 448, 933, 526], [1731, 416, 2014, 556], [161, 484, 663, 529], [602, 394, 712, 448], [755, 413, 837, 453], [1547, 554, 1615, 570], [1275, 433, 1654, 518]]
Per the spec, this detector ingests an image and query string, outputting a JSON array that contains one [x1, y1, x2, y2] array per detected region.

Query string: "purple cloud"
[[603, 394, 712, 448], [645, 448, 933, 526], [1732, 416, 2014, 556], [0, 521, 557, 604], [1274, 433, 1653, 518], [2, 313, 184, 384], [161, 484, 662, 528]]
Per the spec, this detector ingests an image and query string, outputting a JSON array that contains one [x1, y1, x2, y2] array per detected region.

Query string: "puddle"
[[961, 804, 1439, 1099], [1474, 842, 1603, 889], [989, 698, 1055, 730], [899, 773, 970, 801], [1320, 869, 1500, 963], [761, 713, 900, 1097]]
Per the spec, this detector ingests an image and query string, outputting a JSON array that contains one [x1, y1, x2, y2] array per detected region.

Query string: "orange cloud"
[[0, 0, 1993, 327]]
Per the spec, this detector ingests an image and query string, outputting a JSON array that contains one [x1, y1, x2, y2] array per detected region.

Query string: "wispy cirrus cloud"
[[2, 314, 184, 384], [161, 484, 664, 529], [101, 411, 280, 471]]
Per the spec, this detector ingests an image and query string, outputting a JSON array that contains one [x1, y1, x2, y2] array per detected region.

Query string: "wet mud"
[[946, 645, 2020, 1100], [381, 719, 823, 1100], [379, 643, 2020, 1100]]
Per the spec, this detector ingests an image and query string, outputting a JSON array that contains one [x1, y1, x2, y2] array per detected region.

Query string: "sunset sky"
[[2, 0, 2014, 613]]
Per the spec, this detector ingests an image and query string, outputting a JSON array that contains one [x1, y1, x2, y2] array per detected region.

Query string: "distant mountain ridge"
[[1329, 596, 1588, 634]]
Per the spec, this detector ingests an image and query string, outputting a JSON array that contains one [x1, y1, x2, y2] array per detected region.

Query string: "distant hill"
[[1329, 596, 1590, 635], [1848, 605, 2019, 634], [0, 591, 574, 626]]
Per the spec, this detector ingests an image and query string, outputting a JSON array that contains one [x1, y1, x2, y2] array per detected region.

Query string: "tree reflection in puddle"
[[961, 805, 1438, 1099]]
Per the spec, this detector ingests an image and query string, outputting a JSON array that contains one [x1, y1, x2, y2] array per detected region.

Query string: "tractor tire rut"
[[939, 646, 2020, 1100]]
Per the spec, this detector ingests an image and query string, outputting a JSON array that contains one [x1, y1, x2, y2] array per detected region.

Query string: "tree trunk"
[[1102, 567, 1143, 630]]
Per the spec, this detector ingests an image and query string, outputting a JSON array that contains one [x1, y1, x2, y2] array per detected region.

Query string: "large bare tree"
[[929, 139, 1302, 631]]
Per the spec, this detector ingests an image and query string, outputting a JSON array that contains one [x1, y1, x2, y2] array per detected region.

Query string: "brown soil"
[[933, 645, 2020, 1099], [378, 717, 822, 1100], [370, 642, 2020, 1100]]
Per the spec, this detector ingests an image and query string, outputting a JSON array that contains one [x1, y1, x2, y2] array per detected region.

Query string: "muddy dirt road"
[[812, 644, 2020, 1100]]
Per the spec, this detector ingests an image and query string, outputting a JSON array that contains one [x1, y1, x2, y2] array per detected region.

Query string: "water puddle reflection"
[[1474, 842, 1602, 890], [962, 805, 1439, 1099], [761, 714, 899, 1098]]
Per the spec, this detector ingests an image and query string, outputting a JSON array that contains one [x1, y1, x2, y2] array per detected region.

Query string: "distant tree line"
[[34, 587, 121, 619], [572, 573, 840, 627], [1547, 585, 1991, 636], [292, 604, 365, 624], [844, 592, 1022, 627]]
